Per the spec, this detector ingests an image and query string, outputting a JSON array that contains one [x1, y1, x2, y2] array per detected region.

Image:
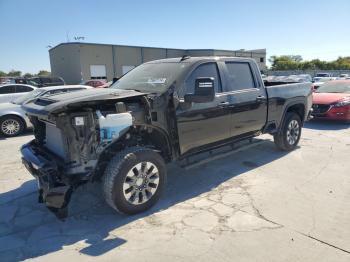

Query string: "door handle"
[[256, 96, 266, 102], [218, 101, 229, 107]]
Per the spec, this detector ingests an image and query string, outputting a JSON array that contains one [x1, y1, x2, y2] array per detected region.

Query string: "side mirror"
[[184, 77, 215, 103]]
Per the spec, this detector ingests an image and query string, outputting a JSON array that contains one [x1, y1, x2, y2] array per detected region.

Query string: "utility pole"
[[66, 31, 70, 42]]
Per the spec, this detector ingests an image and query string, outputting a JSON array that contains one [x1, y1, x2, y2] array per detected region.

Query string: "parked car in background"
[[27, 76, 65, 87], [84, 79, 106, 88], [312, 77, 334, 90], [315, 73, 332, 78], [0, 85, 92, 137], [264, 74, 312, 84], [312, 80, 350, 121], [99, 81, 113, 88], [297, 74, 313, 82], [337, 74, 349, 79], [0, 84, 37, 103]]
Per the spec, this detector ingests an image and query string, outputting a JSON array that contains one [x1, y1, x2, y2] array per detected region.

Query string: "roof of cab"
[[145, 56, 256, 64]]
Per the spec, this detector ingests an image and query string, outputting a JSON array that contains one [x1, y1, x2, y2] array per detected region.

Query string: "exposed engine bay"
[[22, 90, 176, 218]]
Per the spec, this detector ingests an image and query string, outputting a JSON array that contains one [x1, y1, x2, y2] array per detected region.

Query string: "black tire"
[[0, 115, 25, 137], [102, 147, 167, 215], [274, 112, 302, 151]]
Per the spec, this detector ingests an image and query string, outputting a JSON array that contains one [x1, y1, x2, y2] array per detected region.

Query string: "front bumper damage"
[[21, 141, 74, 219]]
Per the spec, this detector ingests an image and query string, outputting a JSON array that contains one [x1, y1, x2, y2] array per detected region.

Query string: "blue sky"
[[1, 0, 350, 73]]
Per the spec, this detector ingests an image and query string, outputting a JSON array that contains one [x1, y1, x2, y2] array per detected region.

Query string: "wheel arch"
[[278, 101, 306, 132], [0, 113, 27, 129], [92, 125, 173, 181]]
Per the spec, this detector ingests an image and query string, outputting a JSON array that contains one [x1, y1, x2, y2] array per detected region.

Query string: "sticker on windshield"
[[147, 78, 167, 84]]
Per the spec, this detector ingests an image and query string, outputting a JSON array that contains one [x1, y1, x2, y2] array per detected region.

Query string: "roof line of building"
[[49, 42, 266, 54]]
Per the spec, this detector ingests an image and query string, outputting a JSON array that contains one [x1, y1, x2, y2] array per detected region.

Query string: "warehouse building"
[[49, 42, 267, 84]]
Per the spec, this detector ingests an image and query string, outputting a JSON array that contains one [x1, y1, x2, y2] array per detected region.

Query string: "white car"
[[0, 85, 91, 137], [312, 76, 335, 90], [0, 84, 37, 103], [337, 74, 349, 79]]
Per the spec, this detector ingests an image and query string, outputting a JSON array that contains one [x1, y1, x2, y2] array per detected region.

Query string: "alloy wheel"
[[1, 119, 20, 136], [123, 161, 160, 205], [286, 119, 300, 145]]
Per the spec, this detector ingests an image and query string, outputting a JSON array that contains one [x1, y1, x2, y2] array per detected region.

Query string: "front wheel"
[[102, 147, 167, 215], [274, 112, 302, 151]]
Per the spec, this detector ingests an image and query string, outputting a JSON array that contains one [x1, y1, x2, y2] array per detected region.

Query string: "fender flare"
[[278, 99, 307, 132]]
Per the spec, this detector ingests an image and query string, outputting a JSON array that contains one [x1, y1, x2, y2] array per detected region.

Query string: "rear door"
[[12, 85, 35, 100], [176, 62, 232, 155], [222, 61, 268, 136], [0, 85, 17, 103]]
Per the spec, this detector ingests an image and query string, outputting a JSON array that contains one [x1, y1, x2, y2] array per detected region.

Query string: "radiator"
[[45, 123, 67, 160]]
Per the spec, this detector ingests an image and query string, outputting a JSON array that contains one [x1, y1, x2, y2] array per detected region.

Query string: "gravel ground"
[[0, 121, 349, 262]]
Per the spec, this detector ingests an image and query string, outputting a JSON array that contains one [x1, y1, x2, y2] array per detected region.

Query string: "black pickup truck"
[[21, 56, 312, 218]]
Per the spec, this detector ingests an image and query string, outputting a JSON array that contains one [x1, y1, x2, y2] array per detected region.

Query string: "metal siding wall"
[[114, 46, 142, 77], [186, 50, 215, 56], [213, 50, 236, 56], [79, 44, 114, 81], [142, 48, 167, 62], [166, 49, 186, 58], [49, 44, 82, 84], [49, 43, 268, 82]]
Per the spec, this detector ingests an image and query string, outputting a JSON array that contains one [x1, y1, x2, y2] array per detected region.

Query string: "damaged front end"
[[21, 89, 151, 219], [21, 141, 73, 219]]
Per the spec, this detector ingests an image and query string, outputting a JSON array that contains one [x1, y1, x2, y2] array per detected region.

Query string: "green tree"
[[23, 73, 33, 78], [269, 55, 303, 70], [269, 55, 350, 70], [0, 71, 6, 77], [37, 70, 51, 76], [7, 70, 22, 77]]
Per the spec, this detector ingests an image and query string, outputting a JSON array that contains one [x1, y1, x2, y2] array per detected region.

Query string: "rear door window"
[[0, 85, 16, 94], [225, 62, 256, 91], [16, 85, 34, 93]]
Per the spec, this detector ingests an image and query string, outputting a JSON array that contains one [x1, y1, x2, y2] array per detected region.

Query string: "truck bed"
[[265, 82, 313, 129]]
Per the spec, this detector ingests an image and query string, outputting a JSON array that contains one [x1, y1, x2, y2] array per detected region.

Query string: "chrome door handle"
[[218, 101, 230, 107], [256, 96, 266, 102]]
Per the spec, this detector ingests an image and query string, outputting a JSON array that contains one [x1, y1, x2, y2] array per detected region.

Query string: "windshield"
[[12, 89, 45, 104], [110, 62, 190, 93], [316, 81, 350, 93], [26, 78, 40, 87]]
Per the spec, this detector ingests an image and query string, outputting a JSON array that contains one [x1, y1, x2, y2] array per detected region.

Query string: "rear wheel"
[[103, 147, 167, 215], [274, 112, 302, 151], [0, 115, 25, 137]]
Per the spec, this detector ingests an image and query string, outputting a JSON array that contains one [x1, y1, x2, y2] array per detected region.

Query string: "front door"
[[176, 62, 232, 155]]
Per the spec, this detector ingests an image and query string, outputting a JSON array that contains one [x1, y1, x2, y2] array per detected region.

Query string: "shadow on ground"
[[0, 129, 33, 141], [304, 119, 350, 130], [0, 140, 288, 261]]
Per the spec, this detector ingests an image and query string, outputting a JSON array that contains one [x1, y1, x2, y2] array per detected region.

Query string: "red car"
[[312, 80, 350, 121], [84, 79, 106, 88]]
